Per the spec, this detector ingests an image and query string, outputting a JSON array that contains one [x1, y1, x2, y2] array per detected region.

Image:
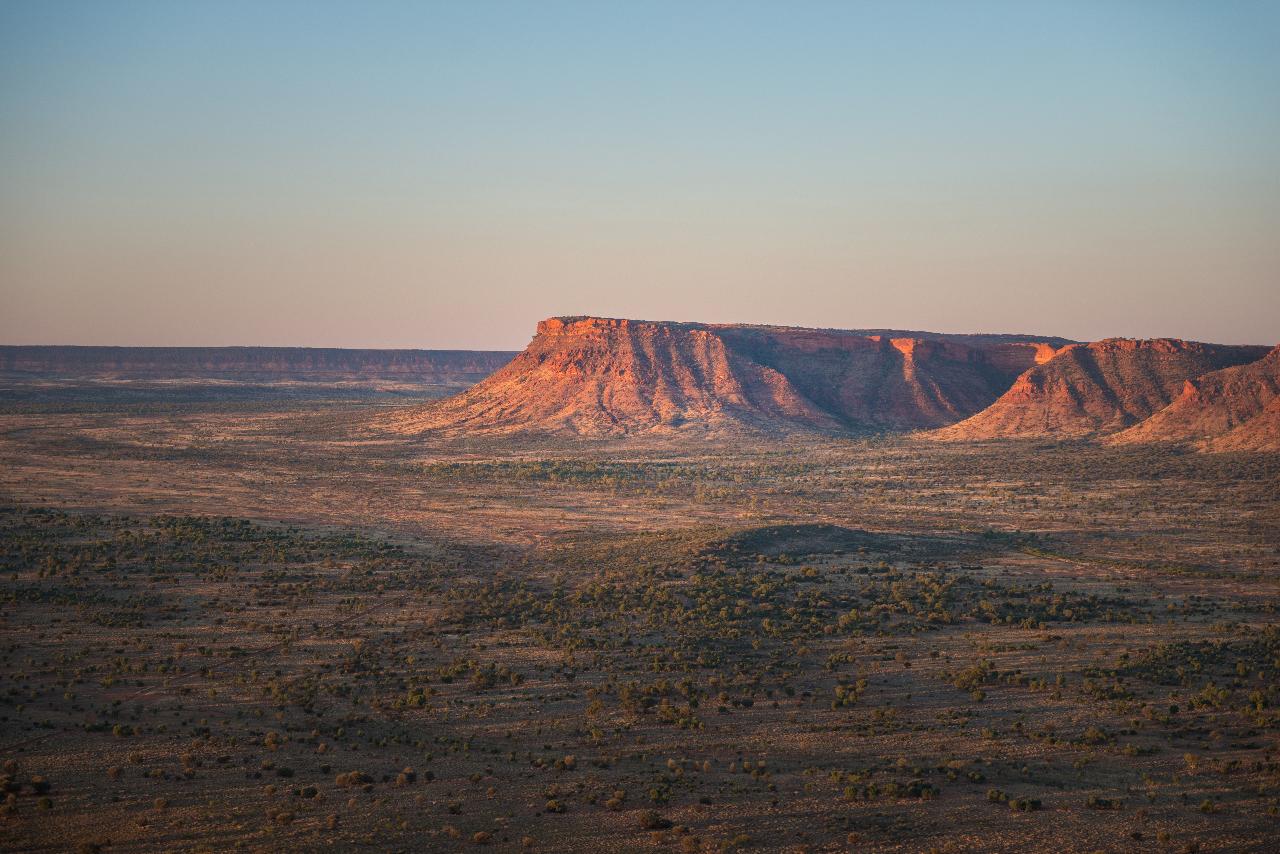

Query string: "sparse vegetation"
[[0, 384, 1276, 852]]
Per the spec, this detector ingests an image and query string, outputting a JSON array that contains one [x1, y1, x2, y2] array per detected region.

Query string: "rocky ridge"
[[1111, 345, 1280, 452], [381, 316, 1071, 436], [930, 338, 1271, 440]]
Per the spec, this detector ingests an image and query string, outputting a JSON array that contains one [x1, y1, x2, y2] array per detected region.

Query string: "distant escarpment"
[[380, 316, 1070, 436], [1110, 345, 1280, 452], [0, 346, 517, 385], [930, 338, 1271, 441]]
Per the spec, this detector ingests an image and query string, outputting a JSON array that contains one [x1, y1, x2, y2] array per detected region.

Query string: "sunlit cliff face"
[[377, 317, 1071, 437], [933, 339, 1271, 440], [1109, 345, 1280, 452]]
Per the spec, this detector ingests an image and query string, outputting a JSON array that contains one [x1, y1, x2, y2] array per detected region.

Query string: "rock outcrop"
[[930, 339, 1271, 440], [380, 316, 1070, 436], [1111, 345, 1280, 452]]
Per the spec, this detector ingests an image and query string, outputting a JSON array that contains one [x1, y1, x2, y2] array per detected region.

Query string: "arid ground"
[[1, 388, 1278, 852]]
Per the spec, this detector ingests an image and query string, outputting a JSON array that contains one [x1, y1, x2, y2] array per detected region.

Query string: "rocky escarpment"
[[930, 338, 1271, 440], [1111, 345, 1280, 452], [380, 316, 1070, 436]]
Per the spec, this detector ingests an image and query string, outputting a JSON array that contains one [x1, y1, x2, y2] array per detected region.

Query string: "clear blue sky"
[[2, 0, 1277, 348]]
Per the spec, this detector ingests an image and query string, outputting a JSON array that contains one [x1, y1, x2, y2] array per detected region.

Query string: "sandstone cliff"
[[1111, 345, 1280, 452], [930, 338, 1271, 440], [381, 316, 1070, 436]]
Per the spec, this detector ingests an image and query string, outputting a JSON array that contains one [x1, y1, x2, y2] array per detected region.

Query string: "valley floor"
[[0, 394, 1277, 852]]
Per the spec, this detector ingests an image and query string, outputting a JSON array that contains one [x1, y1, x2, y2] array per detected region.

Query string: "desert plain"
[[0, 331, 1278, 854]]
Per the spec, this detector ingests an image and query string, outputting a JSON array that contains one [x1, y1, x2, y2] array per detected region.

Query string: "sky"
[[1, 1, 1278, 349]]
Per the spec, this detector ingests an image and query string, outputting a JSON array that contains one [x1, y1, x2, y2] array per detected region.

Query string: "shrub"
[[638, 809, 672, 830], [1086, 796, 1124, 810], [335, 771, 372, 787]]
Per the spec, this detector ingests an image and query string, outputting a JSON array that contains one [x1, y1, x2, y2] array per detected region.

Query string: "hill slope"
[[380, 316, 1069, 436], [930, 339, 1270, 440], [1111, 346, 1280, 451]]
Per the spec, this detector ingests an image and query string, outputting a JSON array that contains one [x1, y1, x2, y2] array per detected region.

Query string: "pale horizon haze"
[[2, 1, 1278, 350]]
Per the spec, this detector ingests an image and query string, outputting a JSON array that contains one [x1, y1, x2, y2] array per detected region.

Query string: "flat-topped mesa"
[[1111, 344, 1280, 451], [378, 316, 1072, 437], [535, 316, 651, 336], [930, 337, 1272, 441]]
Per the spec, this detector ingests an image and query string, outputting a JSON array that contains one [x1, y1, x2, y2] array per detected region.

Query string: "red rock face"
[[1111, 345, 1280, 451], [931, 339, 1272, 440], [381, 317, 1072, 436]]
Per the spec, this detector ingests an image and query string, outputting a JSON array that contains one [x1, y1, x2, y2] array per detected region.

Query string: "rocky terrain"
[[1112, 345, 1280, 452], [379, 317, 1280, 451], [381, 317, 1070, 436], [929, 338, 1272, 441]]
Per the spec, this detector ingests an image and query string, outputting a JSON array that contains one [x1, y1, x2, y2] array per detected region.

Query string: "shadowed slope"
[[1112, 346, 1280, 452], [380, 317, 1069, 436], [931, 339, 1271, 440]]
